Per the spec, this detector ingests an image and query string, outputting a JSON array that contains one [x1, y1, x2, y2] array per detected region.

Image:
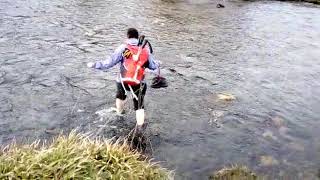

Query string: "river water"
[[1, 0, 320, 179]]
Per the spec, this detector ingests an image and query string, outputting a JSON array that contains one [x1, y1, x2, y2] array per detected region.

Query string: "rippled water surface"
[[1, 0, 320, 179]]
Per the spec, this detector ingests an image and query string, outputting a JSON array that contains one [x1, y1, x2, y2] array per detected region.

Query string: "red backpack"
[[120, 44, 149, 85]]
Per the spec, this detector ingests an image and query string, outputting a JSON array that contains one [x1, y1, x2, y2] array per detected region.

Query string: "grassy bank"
[[0, 132, 171, 180], [0, 131, 265, 180]]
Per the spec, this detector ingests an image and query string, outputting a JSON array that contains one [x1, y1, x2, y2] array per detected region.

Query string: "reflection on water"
[[1, 0, 320, 179]]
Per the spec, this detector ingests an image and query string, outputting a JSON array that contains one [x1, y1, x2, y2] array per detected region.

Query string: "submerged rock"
[[260, 155, 279, 166], [262, 130, 278, 141], [210, 166, 258, 180], [287, 142, 305, 152], [278, 126, 294, 140], [272, 117, 285, 128], [218, 93, 236, 101]]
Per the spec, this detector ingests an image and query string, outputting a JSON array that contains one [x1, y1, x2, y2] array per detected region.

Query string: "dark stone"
[[216, 3, 225, 8], [168, 68, 177, 73]]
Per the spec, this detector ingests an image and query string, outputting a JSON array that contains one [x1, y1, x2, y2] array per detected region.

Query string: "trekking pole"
[[157, 64, 161, 78]]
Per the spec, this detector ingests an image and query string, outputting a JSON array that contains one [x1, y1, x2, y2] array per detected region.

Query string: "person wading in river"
[[87, 28, 159, 131]]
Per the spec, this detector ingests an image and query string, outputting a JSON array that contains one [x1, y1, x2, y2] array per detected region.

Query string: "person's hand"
[[87, 62, 95, 68]]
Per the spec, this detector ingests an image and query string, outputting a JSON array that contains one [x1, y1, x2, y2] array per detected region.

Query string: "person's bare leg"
[[116, 98, 125, 115], [136, 109, 145, 126]]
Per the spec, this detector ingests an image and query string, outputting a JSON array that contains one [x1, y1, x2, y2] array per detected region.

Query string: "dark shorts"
[[116, 82, 147, 110]]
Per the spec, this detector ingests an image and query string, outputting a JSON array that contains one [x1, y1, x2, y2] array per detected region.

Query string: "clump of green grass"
[[0, 131, 171, 180], [210, 165, 261, 180]]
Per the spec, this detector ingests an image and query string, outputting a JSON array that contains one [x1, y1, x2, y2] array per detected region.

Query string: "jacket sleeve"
[[93, 45, 125, 70], [146, 46, 159, 70]]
